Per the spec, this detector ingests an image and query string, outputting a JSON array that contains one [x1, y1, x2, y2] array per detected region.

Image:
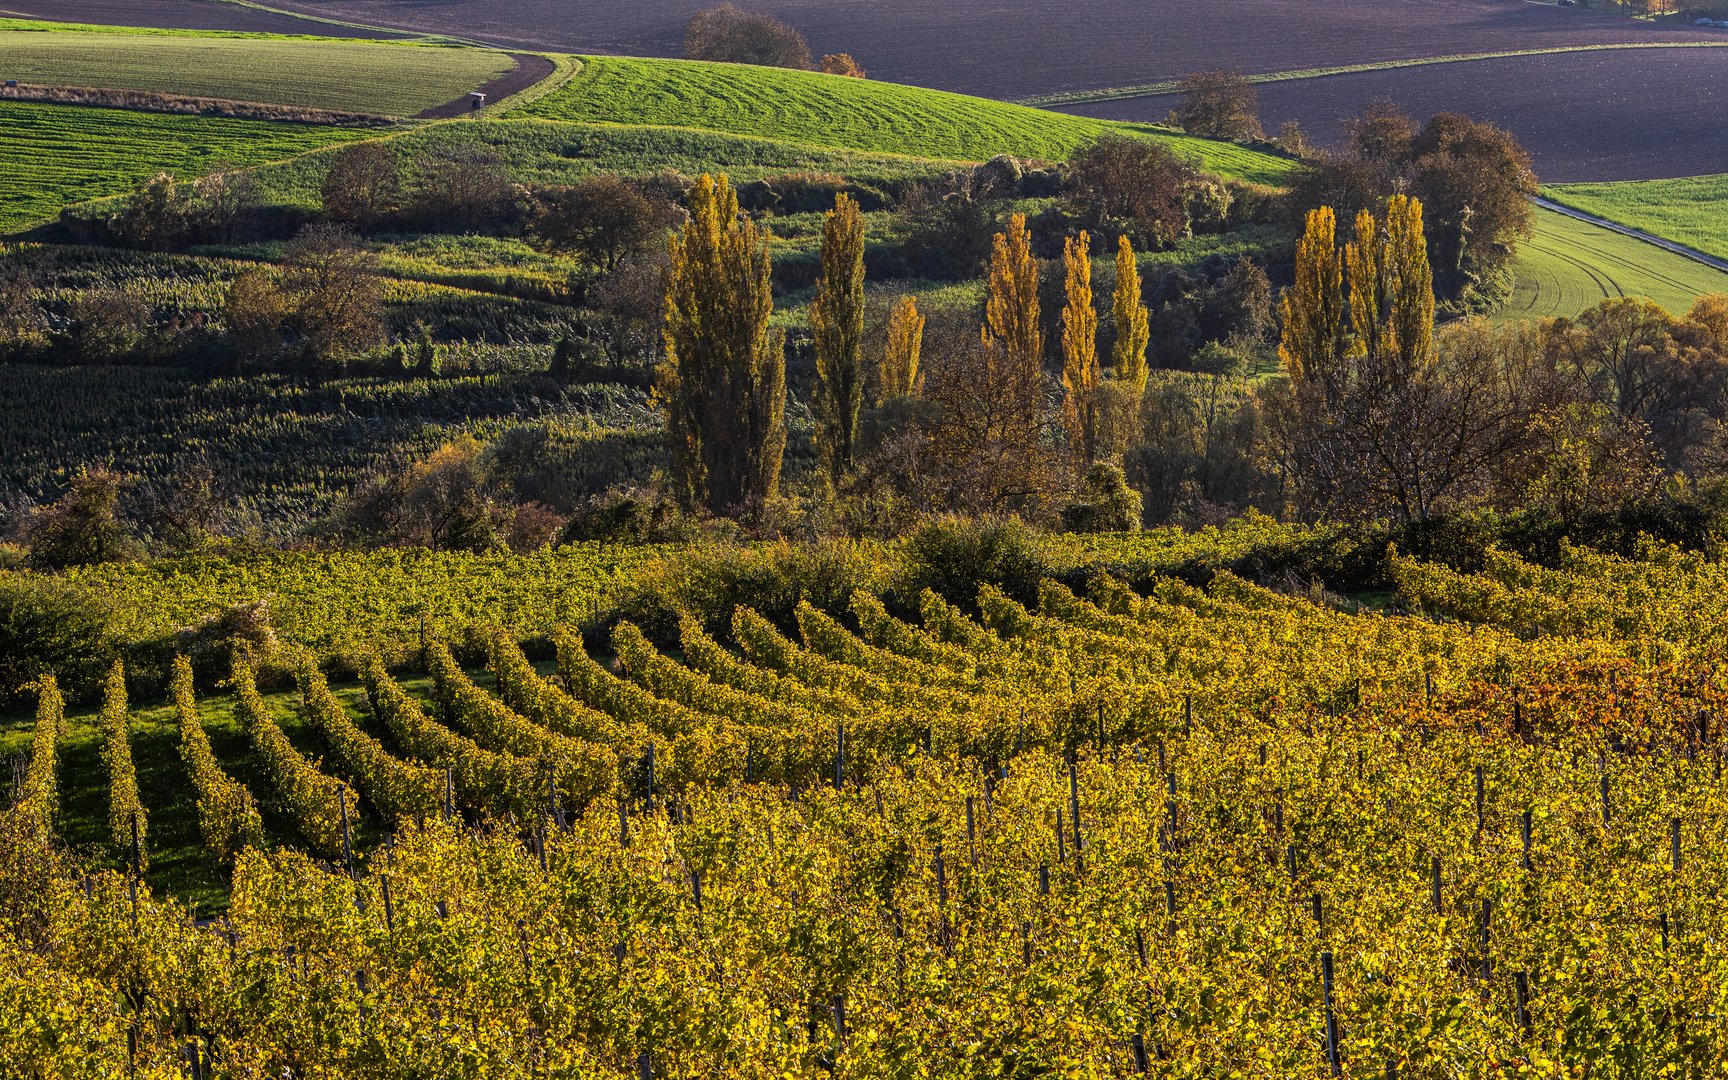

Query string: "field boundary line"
[[1020, 42, 1728, 107], [1533, 197, 1728, 274]]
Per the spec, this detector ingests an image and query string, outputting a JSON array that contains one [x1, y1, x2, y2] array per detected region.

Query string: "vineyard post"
[[130, 811, 141, 876], [1474, 766, 1485, 837], [1056, 808, 1066, 865], [1287, 843, 1297, 881], [339, 784, 354, 879], [1311, 893, 1323, 931], [645, 743, 656, 804], [129, 875, 138, 933], [1520, 810, 1532, 871], [1514, 970, 1531, 1034], [1671, 817, 1681, 872], [835, 722, 845, 789], [1425, 671, 1434, 704], [1479, 900, 1492, 979], [355, 969, 369, 1022], [1038, 865, 1050, 896], [637, 1051, 652, 1080], [965, 796, 977, 865], [831, 995, 847, 1048], [691, 870, 703, 912], [1659, 911, 1670, 949], [1096, 701, 1105, 756], [1068, 762, 1083, 859], [1431, 856, 1442, 914], [443, 768, 454, 823], [382, 876, 395, 932], [1320, 951, 1341, 1076], [1600, 775, 1610, 826], [1131, 1031, 1149, 1073]]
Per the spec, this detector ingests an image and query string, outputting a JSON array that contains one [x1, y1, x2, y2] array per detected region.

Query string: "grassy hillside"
[[1503, 208, 1728, 323], [519, 56, 1296, 186], [0, 28, 512, 114], [1545, 175, 1728, 265], [0, 100, 372, 233]]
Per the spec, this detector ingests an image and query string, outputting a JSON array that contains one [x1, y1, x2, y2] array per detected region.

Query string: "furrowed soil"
[[267, 0, 1718, 98], [1061, 48, 1728, 183], [0, 0, 405, 39]]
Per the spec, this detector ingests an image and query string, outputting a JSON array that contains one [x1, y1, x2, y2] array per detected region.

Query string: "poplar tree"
[[880, 294, 925, 399], [1111, 234, 1149, 397], [810, 193, 867, 482], [1384, 193, 1435, 371], [983, 213, 1042, 377], [1060, 230, 1101, 462], [1278, 207, 1346, 384], [661, 173, 786, 515]]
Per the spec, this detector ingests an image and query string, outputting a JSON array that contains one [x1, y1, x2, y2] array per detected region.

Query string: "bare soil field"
[[1061, 48, 1728, 184], [267, 0, 1717, 98], [0, 0, 404, 38]]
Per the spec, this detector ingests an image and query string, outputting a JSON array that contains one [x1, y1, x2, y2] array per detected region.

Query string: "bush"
[[0, 574, 115, 702], [896, 517, 1054, 609], [685, 4, 813, 69], [623, 538, 890, 640], [1061, 463, 1144, 533]]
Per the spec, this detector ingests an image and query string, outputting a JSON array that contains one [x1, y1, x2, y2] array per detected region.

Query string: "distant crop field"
[[1545, 175, 1728, 264], [1502, 208, 1728, 323], [519, 57, 1295, 185], [0, 29, 513, 114], [1062, 47, 1728, 184], [1, 0, 404, 39], [0, 101, 371, 233], [269, 0, 1718, 100]]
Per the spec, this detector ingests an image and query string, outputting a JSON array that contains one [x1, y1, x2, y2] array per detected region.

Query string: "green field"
[[0, 28, 512, 114], [1503, 207, 1728, 322], [1545, 175, 1728, 265], [520, 56, 1296, 186], [0, 100, 372, 232]]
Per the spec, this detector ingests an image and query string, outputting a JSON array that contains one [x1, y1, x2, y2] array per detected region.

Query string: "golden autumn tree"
[[983, 213, 1042, 378], [1384, 193, 1436, 371], [880, 294, 924, 399], [660, 173, 786, 515], [1278, 206, 1346, 385], [1111, 234, 1149, 398], [1060, 230, 1101, 463], [810, 193, 867, 481]]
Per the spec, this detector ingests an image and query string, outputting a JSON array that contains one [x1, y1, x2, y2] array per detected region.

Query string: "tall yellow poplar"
[[983, 213, 1042, 376], [881, 294, 924, 399], [1345, 207, 1387, 362], [1279, 207, 1345, 383], [1111, 234, 1149, 398], [1061, 230, 1101, 462], [661, 173, 786, 514], [810, 192, 867, 481], [1384, 194, 1435, 370]]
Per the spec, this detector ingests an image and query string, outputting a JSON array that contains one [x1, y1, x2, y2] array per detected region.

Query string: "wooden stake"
[[1321, 951, 1341, 1076]]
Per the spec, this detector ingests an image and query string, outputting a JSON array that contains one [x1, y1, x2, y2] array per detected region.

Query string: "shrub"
[[820, 53, 867, 78], [685, 4, 813, 69], [0, 574, 114, 701], [1061, 463, 1144, 533], [23, 470, 140, 571], [896, 517, 1054, 609], [1064, 135, 1197, 248], [1172, 70, 1264, 141]]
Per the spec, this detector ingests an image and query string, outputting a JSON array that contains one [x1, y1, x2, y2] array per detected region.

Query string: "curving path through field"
[[1533, 198, 1728, 274], [415, 53, 556, 118]]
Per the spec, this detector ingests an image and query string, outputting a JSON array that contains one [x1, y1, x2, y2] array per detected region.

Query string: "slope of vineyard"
[[4, 539, 1728, 1071]]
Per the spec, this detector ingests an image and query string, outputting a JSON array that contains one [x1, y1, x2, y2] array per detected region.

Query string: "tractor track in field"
[[1533, 197, 1728, 275]]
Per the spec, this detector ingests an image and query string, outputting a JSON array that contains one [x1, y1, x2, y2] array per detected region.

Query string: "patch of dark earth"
[[265, 0, 1722, 100], [1061, 48, 1728, 184]]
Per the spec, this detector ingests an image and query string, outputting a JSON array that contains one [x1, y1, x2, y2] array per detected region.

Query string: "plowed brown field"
[[1060, 47, 1728, 183], [264, 0, 1716, 98]]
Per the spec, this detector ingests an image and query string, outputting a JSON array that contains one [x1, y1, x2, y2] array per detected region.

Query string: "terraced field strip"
[[0, 100, 373, 233], [1020, 41, 1728, 106], [1502, 206, 1728, 323], [523, 56, 1296, 185], [0, 28, 513, 113]]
